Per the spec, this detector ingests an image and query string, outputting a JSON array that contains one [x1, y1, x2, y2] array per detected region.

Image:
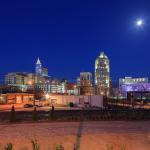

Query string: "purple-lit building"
[[119, 77, 150, 97]]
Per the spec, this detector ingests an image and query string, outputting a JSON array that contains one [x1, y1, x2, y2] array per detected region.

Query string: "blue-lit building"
[[36, 58, 42, 75], [36, 58, 48, 77], [119, 77, 150, 97], [4, 58, 68, 94]]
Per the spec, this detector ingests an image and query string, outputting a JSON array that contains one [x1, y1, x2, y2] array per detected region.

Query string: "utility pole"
[[33, 74, 36, 107]]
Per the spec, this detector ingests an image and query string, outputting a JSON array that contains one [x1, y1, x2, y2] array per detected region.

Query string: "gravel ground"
[[0, 121, 150, 150]]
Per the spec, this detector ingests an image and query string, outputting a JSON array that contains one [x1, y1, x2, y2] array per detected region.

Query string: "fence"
[[0, 108, 150, 123]]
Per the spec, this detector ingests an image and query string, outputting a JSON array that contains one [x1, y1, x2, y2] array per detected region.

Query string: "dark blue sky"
[[0, 0, 150, 82]]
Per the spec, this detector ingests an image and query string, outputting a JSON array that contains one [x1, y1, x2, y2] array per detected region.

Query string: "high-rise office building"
[[78, 72, 93, 95], [36, 58, 42, 75], [95, 52, 110, 96], [35, 58, 48, 77], [80, 72, 92, 86]]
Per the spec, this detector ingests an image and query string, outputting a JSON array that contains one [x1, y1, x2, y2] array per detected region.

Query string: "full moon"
[[136, 19, 143, 27]]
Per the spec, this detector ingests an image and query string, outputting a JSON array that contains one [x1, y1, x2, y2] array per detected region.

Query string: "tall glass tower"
[[95, 52, 110, 96], [36, 58, 42, 75]]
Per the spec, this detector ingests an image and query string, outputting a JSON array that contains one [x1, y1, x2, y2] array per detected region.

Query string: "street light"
[[27, 79, 35, 106], [33, 75, 36, 107], [45, 93, 51, 106], [28, 81, 33, 85], [45, 93, 50, 99]]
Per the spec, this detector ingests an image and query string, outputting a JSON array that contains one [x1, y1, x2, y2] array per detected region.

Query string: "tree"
[[35, 89, 44, 100]]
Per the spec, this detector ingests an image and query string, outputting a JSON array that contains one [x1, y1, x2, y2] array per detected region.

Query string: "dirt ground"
[[0, 121, 150, 150]]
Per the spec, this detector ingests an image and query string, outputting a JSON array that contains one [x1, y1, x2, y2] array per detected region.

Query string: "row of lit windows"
[[121, 78, 147, 83]]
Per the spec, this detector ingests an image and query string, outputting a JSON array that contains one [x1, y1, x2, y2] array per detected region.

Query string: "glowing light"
[[136, 19, 143, 27], [45, 94, 50, 99], [100, 92, 104, 95], [28, 81, 33, 85]]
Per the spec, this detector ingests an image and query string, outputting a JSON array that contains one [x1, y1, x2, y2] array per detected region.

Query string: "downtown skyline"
[[0, 0, 150, 81], [0, 1, 150, 150]]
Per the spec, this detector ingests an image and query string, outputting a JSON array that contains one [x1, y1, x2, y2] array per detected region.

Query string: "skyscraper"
[[95, 52, 110, 96], [78, 72, 93, 95], [35, 58, 48, 77], [36, 58, 42, 75]]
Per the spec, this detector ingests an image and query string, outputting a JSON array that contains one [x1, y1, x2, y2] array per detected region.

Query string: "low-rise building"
[[119, 77, 149, 97], [43, 94, 103, 107], [0, 93, 34, 104]]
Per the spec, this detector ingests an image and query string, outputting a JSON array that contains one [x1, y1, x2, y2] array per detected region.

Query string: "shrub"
[[73, 144, 78, 150], [31, 138, 40, 150], [68, 102, 74, 107], [120, 145, 126, 150], [107, 145, 114, 150], [4, 143, 13, 150], [53, 144, 64, 150], [107, 144, 126, 150]]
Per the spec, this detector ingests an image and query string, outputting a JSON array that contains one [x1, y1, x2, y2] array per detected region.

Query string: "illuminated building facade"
[[35, 58, 48, 77], [5, 72, 67, 94], [119, 77, 148, 85], [119, 77, 149, 97], [5, 72, 26, 85], [0, 93, 34, 104], [36, 58, 42, 75], [41, 67, 48, 77], [36, 79, 67, 94], [5, 72, 35, 91], [95, 52, 110, 96], [78, 72, 93, 95], [66, 83, 79, 95]]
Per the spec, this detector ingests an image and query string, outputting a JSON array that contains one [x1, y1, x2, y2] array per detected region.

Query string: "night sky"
[[0, 0, 150, 82]]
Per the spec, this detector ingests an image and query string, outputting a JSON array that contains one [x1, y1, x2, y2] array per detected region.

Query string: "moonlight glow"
[[136, 19, 143, 27]]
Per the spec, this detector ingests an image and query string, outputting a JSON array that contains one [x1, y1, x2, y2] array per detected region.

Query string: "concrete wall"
[[0, 93, 103, 107], [46, 95, 103, 107]]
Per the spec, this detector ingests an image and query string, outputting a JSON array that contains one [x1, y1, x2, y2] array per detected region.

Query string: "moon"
[[136, 19, 143, 27]]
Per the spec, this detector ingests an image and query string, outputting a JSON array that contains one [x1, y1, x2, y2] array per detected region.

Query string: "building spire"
[[36, 57, 41, 65], [99, 51, 107, 58]]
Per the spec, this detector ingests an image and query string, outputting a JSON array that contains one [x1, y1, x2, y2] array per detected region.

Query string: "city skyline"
[[0, 1, 150, 150], [1, 53, 150, 82], [0, 0, 150, 81]]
